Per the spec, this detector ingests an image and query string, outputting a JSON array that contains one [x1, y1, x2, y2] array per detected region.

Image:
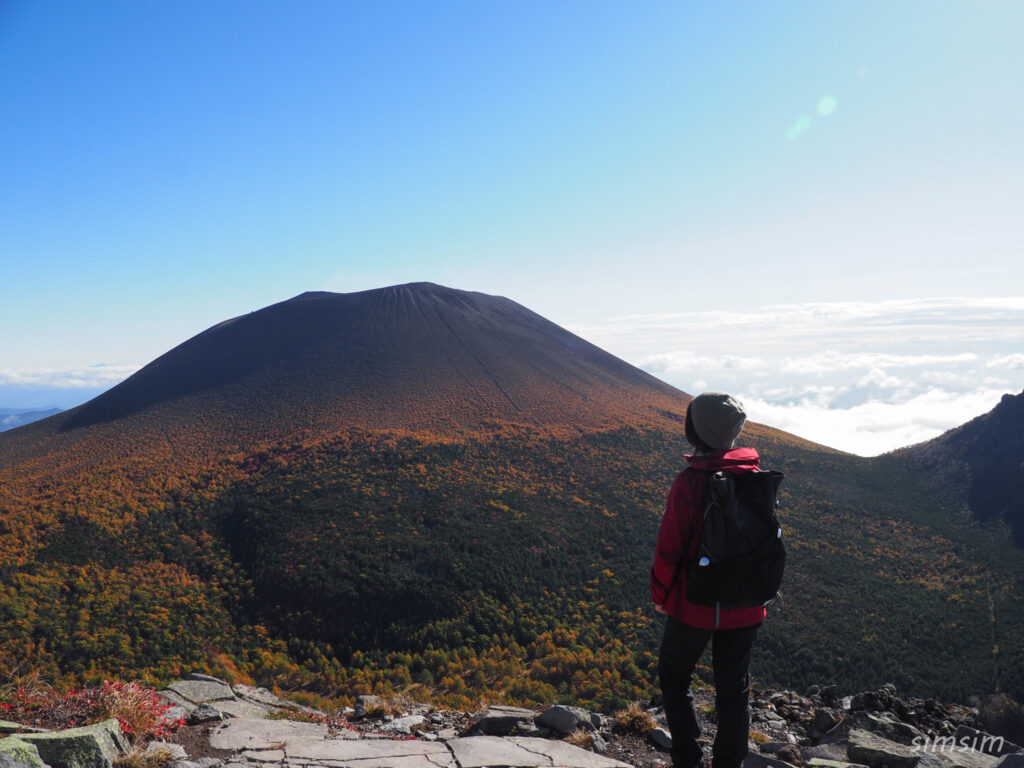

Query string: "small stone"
[[380, 715, 424, 735], [188, 704, 225, 725], [776, 745, 802, 765], [515, 721, 543, 737], [591, 732, 608, 755], [650, 728, 673, 749], [437, 728, 459, 740], [193, 759, 223, 768]]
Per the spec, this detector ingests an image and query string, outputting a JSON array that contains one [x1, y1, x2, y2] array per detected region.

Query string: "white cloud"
[[741, 387, 1010, 457], [987, 353, 1024, 369], [568, 296, 1024, 456], [0, 364, 140, 389]]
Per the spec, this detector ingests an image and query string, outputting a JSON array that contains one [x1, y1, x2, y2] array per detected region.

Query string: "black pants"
[[658, 616, 760, 768]]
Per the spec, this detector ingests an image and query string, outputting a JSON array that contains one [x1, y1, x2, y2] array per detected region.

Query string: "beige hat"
[[689, 391, 746, 450]]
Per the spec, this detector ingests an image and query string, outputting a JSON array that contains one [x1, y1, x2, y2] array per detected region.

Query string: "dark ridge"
[[900, 389, 1024, 546]]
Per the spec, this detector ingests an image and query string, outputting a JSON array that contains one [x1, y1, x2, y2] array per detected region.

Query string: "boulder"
[[847, 728, 921, 768], [473, 706, 536, 735], [19, 718, 128, 768], [537, 705, 594, 735], [0, 738, 49, 768]]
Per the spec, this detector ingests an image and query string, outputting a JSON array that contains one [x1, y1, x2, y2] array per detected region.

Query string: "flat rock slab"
[[807, 760, 869, 768], [848, 729, 922, 768], [954, 728, 1023, 758], [743, 754, 799, 768], [451, 736, 629, 768], [208, 718, 330, 751], [167, 680, 236, 704], [285, 739, 449, 763], [1, 721, 49, 735], [212, 701, 272, 720], [234, 686, 287, 708]]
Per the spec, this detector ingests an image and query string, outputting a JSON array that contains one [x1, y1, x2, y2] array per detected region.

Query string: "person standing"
[[650, 392, 766, 768]]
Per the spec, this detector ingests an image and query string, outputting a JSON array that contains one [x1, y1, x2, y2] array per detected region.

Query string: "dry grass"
[[565, 728, 594, 751], [613, 701, 656, 736], [114, 746, 175, 768], [749, 728, 771, 744]]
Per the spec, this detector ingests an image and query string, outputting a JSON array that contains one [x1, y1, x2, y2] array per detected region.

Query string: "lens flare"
[[817, 96, 838, 116], [785, 116, 811, 141]]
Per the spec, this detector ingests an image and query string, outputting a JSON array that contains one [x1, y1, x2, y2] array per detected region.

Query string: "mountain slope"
[[900, 389, 1024, 545], [1, 284, 1021, 709]]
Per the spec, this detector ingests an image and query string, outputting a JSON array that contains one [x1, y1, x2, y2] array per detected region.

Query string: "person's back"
[[650, 392, 765, 768]]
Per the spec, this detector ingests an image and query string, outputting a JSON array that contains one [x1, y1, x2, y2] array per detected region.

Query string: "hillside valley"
[[0, 283, 1022, 713]]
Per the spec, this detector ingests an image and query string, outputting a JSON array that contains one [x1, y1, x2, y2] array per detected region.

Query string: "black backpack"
[[686, 469, 786, 608]]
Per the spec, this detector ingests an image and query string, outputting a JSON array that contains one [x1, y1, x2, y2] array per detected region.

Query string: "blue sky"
[[1, 1, 1022, 454]]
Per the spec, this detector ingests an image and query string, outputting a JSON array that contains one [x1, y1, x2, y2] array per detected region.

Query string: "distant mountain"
[[1, 283, 1021, 710], [0, 407, 62, 432], [900, 389, 1024, 545]]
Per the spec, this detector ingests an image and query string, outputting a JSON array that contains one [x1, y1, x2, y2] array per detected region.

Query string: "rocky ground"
[[4, 673, 1024, 768]]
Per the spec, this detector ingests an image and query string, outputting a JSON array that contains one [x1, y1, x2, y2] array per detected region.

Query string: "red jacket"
[[650, 447, 767, 629]]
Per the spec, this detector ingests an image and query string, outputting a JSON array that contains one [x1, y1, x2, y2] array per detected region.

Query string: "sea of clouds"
[[571, 297, 1024, 456]]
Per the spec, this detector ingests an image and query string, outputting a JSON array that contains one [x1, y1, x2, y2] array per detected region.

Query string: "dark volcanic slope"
[[900, 389, 1024, 545], [67, 282, 684, 430], [0, 283, 690, 472]]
